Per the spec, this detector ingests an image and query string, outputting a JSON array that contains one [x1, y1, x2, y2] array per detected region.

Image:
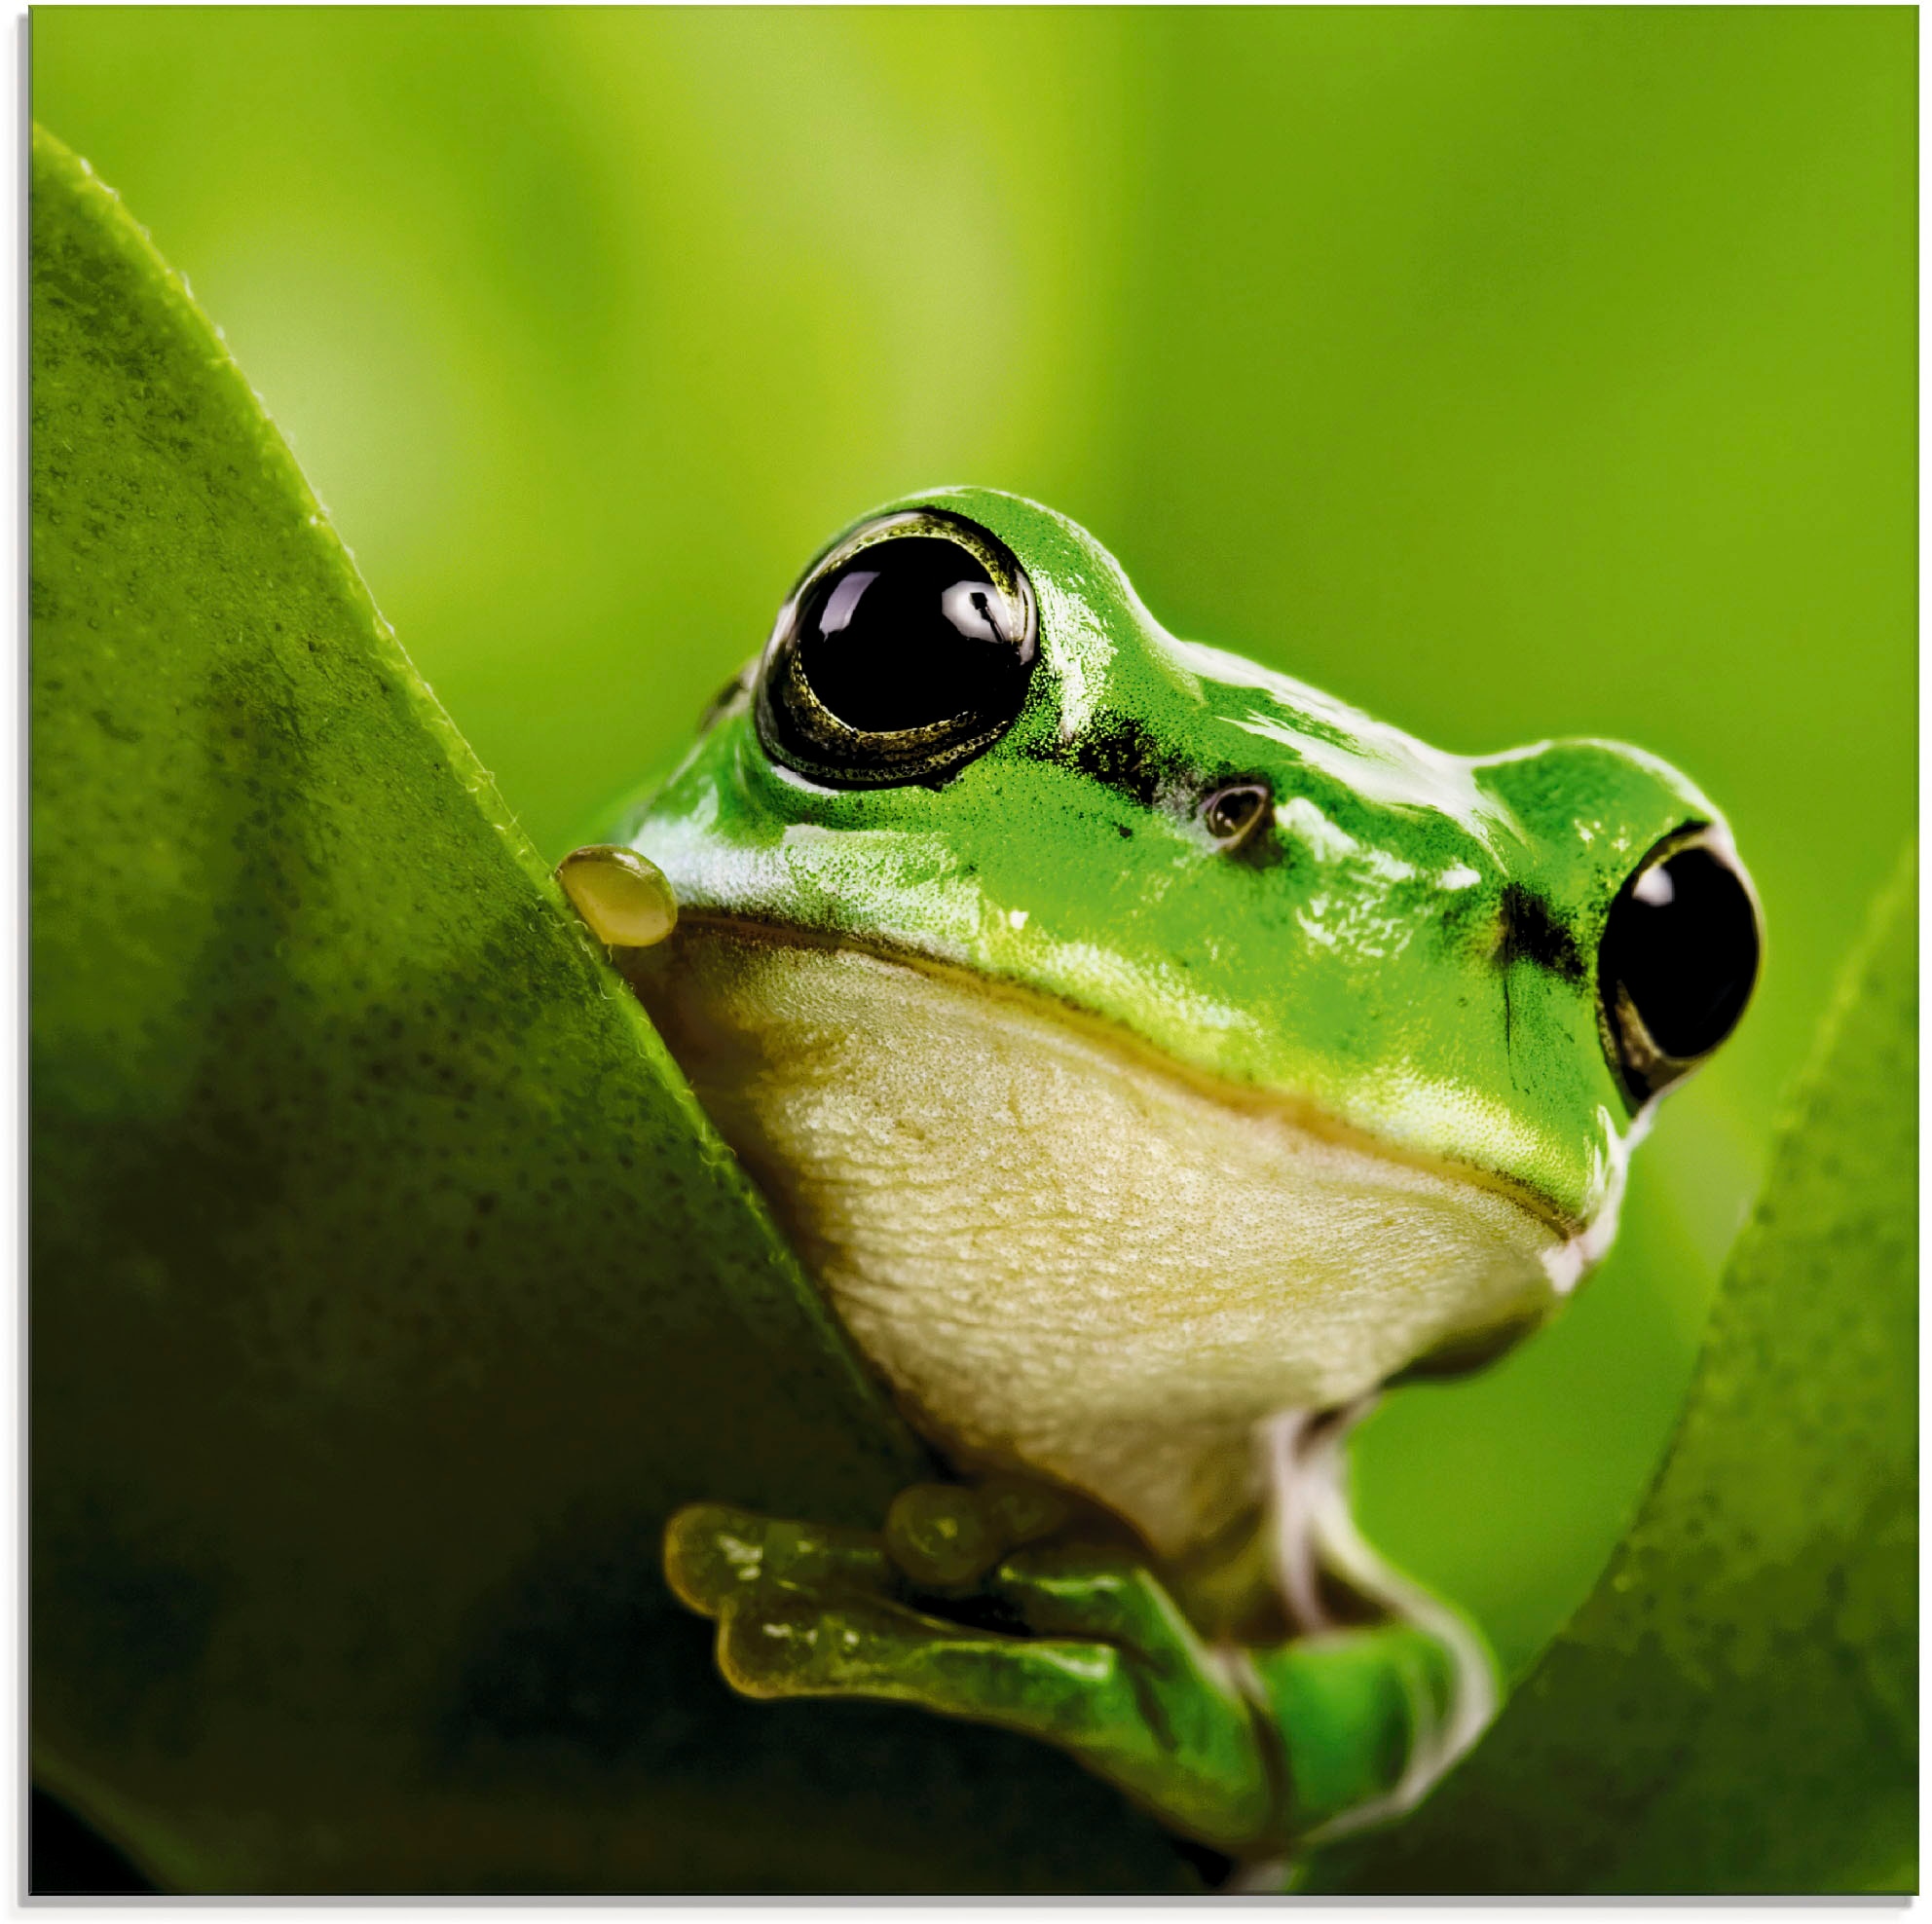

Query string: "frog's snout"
[[1596, 828, 1762, 1108]]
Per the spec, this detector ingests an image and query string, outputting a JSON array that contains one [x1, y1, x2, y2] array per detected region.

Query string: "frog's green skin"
[[611, 487, 1751, 1863]]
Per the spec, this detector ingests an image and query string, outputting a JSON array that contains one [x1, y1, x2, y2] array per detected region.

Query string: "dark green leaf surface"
[[1301, 845, 1917, 1895], [29, 127, 1195, 1895]]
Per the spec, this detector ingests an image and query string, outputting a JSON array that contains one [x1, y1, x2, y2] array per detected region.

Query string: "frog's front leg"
[[664, 1491, 1281, 1856]]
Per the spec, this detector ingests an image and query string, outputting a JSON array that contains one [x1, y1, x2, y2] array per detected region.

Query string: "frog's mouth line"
[[641, 908, 1589, 1247]]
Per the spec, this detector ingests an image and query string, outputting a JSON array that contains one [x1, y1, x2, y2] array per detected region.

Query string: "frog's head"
[[619, 488, 1761, 1555]]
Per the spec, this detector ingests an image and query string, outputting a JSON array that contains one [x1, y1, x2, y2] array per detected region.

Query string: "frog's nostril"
[[1598, 830, 1762, 1106], [1201, 780, 1272, 847]]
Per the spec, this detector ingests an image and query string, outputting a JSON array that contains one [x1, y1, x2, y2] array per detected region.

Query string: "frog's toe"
[[881, 1476, 1073, 1587], [712, 1585, 1125, 1725], [991, 1542, 1204, 1666], [663, 1500, 893, 1617]]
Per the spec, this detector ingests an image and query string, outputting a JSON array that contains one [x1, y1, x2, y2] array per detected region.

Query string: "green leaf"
[[1300, 843, 1917, 1895], [29, 126, 1195, 1895]]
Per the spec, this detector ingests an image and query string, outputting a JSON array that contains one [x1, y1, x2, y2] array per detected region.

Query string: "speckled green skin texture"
[[628, 485, 1724, 1229], [1301, 848, 1916, 1895], [29, 127, 1201, 1895]]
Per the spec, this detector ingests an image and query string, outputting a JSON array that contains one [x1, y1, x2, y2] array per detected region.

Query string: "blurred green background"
[[33, 6, 1913, 1678]]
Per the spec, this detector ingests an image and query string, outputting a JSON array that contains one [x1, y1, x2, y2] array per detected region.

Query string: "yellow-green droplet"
[[556, 844, 678, 948]]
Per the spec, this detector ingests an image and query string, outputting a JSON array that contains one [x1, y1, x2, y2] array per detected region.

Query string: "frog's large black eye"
[[1598, 829, 1762, 1106], [757, 510, 1038, 788]]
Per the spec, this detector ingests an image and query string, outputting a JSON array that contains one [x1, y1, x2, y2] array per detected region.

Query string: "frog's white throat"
[[632, 921, 1580, 1559]]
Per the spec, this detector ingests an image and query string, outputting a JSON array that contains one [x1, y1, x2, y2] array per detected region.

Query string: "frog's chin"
[[626, 917, 1599, 1560]]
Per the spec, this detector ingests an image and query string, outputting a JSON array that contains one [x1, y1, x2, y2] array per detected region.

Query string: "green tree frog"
[[561, 488, 1761, 1869]]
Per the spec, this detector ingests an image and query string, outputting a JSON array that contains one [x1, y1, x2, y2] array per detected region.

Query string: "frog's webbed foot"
[[664, 1486, 1281, 1856]]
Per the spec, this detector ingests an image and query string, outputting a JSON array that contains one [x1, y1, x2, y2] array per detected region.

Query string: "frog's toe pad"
[[663, 1502, 767, 1616]]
